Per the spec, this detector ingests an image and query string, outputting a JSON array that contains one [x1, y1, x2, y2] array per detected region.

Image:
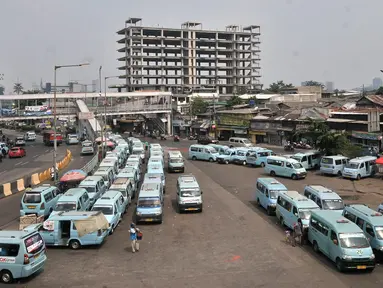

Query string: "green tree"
[[13, 82, 23, 94], [267, 81, 293, 93], [226, 95, 243, 108], [376, 86, 383, 95], [190, 96, 208, 116], [0, 86, 4, 95], [302, 80, 325, 89]]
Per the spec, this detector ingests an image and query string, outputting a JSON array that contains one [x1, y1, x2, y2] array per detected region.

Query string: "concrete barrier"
[[17, 179, 25, 192], [31, 173, 40, 185], [3, 183, 12, 197]]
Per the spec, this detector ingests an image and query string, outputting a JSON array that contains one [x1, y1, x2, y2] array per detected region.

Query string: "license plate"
[[186, 208, 198, 211], [357, 265, 366, 270], [145, 219, 153, 222], [34, 252, 40, 259], [27, 206, 36, 209]]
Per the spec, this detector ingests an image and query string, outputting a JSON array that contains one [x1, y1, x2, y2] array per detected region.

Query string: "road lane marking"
[[20, 161, 29, 166], [0, 171, 7, 175], [45, 149, 50, 152], [32, 154, 39, 158], [15, 162, 23, 166]]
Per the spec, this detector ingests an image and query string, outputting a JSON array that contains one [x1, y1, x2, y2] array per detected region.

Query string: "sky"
[[0, 0, 382, 93]]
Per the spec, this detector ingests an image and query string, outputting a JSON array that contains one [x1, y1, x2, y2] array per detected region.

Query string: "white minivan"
[[320, 155, 349, 176]]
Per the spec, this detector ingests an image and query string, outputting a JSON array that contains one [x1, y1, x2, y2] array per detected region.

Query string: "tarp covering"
[[73, 213, 109, 237]]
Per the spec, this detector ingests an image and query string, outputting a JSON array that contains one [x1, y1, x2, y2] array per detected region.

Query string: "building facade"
[[117, 18, 261, 94]]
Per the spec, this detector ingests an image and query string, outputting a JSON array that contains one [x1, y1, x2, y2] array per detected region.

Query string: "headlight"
[[342, 255, 352, 260], [154, 211, 161, 215], [370, 254, 375, 260], [379, 246, 383, 251], [269, 204, 276, 207], [136, 211, 142, 216]]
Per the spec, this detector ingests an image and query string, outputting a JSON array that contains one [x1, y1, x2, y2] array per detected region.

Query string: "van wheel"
[[336, 258, 344, 272], [270, 171, 276, 177], [314, 164, 319, 169], [279, 216, 284, 227], [209, 158, 214, 162], [267, 206, 273, 215], [225, 160, 229, 164], [313, 241, 319, 253], [242, 161, 247, 166], [109, 226, 114, 235], [357, 174, 361, 180], [291, 174, 298, 180], [192, 156, 197, 161], [0, 270, 13, 283], [69, 240, 81, 250], [261, 162, 265, 167], [337, 171, 342, 177], [257, 198, 260, 206]]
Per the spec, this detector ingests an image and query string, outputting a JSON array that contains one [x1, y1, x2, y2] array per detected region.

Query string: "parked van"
[[110, 177, 134, 201], [124, 161, 141, 180], [255, 178, 287, 215], [51, 188, 91, 216], [246, 148, 273, 167], [20, 184, 61, 218], [92, 191, 126, 234], [208, 144, 229, 155], [147, 163, 165, 190], [168, 152, 184, 173], [227, 137, 253, 148], [342, 156, 378, 180], [143, 173, 164, 195], [343, 204, 383, 260], [117, 167, 139, 194], [27, 211, 109, 249], [99, 158, 118, 175], [320, 155, 349, 176], [135, 183, 164, 224], [94, 166, 115, 189], [176, 174, 203, 213], [148, 155, 164, 167], [276, 191, 320, 229], [132, 145, 145, 162], [303, 185, 344, 212], [127, 155, 142, 169], [78, 176, 107, 205], [150, 149, 164, 159], [0, 230, 47, 284], [308, 210, 375, 272], [291, 151, 321, 170], [265, 156, 307, 180], [216, 148, 250, 165], [189, 144, 219, 162], [105, 151, 123, 168]]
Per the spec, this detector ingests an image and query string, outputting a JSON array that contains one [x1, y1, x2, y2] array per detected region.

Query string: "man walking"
[[130, 223, 141, 253]]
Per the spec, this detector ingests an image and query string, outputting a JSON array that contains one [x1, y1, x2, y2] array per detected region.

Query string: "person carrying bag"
[[130, 223, 142, 253]]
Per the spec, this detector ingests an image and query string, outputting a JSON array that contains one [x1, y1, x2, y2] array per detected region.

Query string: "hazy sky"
[[1, 0, 382, 93]]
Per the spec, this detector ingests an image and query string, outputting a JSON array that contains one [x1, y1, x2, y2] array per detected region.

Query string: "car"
[[9, 147, 26, 158], [197, 136, 219, 145], [66, 134, 79, 145], [81, 140, 94, 155], [15, 136, 26, 146]]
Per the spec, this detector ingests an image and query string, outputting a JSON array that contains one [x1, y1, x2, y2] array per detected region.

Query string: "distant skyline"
[[1, 0, 383, 93]]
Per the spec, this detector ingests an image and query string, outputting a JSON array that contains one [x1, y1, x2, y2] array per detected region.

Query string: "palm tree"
[[13, 82, 23, 95]]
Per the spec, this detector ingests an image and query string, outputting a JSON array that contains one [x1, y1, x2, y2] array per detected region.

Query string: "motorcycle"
[[50, 168, 58, 181], [284, 145, 294, 152], [188, 135, 197, 140], [160, 134, 166, 140], [174, 135, 180, 142]]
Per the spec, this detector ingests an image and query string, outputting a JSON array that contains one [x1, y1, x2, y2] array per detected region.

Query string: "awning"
[[351, 131, 382, 141]]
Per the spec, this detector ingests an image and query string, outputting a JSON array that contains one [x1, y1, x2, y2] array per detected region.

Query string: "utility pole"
[[99, 66, 104, 158]]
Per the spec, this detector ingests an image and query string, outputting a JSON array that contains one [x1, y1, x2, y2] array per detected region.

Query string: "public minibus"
[[189, 144, 219, 162], [308, 210, 375, 272], [143, 173, 164, 195], [99, 158, 118, 175], [303, 185, 344, 212], [150, 150, 164, 161], [216, 148, 235, 164], [116, 168, 139, 195], [208, 144, 229, 155], [20, 184, 61, 218], [227, 137, 253, 148], [342, 156, 378, 180], [168, 151, 184, 173], [147, 164, 165, 190], [264, 156, 307, 180], [135, 183, 164, 224], [0, 230, 47, 284], [216, 147, 249, 165], [132, 145, 145, 162], [150, 143, 162, 151], [343, 204, 383, 261], [291, 151, 322, 170], [148, 155, 164, 167], [255, 178, 287, 215], [124, 161, 141, 180], [109, 177, 134, 202], [150, 147, 164, 158], [246, 148, 274, 167], [26, 211, 109, 250], [114, 146, 128, 162], [320, 155, 349, 176], [93, 166, 115, 189], [92, 190, 126, 234], [127, 155, 142, 169], [276, 191, 320, 230], [105, 151, 123, 168], [51, 188, 91, 216], [176, 174, 203, 213], [78, 176, 107, 205]]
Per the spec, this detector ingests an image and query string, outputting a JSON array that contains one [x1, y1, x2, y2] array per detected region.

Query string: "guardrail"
[[81, 153, 99, 175]]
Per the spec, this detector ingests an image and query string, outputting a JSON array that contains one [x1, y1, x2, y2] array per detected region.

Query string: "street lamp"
[[53, 63, 89, 181]]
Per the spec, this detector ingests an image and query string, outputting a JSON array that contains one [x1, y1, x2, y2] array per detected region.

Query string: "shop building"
[[216, 108, 258, 140]]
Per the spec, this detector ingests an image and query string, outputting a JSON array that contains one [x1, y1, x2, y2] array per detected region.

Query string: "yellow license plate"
[[34, 253, 40, 259], [145, 219, 153, 222], [27, 206, 36, 209], [186, 208, 198, 211], [357, 265, 366, 270]]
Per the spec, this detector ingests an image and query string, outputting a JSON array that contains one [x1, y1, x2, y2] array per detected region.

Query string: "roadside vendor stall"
[[59, 169, 87, 192]]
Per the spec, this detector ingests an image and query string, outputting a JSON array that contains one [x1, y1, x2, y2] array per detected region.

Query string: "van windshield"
[[24, 233, 44, 254], [92, 206, 113, 215], [181, 189, 201, 197], [242, 139, 251, 144], [345, 163, 359, 169], [291, 156, 302, 162], [224, 150, 232, 155], [322, 199, 344, 210], [292, 163, 303, 169], [138, 198, 161, 208], [81, 186, 96, 193], [269, 190, 282, 199], [170, 158, 183, 163], [321, 157, 334, 164], [339, 233, 370, 248], [54, 202, 76, 211], [375, 227, 383, 240], [23, 193, 42, 203], [299, 208, 317, 220]]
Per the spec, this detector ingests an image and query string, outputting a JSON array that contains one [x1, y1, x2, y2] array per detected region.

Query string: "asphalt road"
[[2, 138, 382, 287]]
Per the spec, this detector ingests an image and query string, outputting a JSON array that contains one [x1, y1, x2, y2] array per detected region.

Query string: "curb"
[[0, 149, 73, 200]]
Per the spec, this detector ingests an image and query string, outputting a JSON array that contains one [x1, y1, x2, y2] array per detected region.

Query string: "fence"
[[81, 153, 99, 175]]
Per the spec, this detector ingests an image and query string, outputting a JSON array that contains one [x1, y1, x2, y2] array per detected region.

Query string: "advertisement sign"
[[79, 112, 94, 120], [25, 105, 48, 112]]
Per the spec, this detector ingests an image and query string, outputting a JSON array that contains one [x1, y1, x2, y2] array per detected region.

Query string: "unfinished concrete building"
[[117, 18, 261, 94]]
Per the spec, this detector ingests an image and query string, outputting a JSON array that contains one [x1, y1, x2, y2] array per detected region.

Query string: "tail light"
[[40, 203, 45, 210], [97, 229, 102, 236], [23, 254, 30, 264]]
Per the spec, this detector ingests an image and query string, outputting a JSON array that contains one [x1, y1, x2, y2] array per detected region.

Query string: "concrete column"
[[167, 113, 172, 135]]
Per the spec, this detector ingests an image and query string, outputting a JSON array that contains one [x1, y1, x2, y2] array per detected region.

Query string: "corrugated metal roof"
[[365, 95, 383, 106]]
